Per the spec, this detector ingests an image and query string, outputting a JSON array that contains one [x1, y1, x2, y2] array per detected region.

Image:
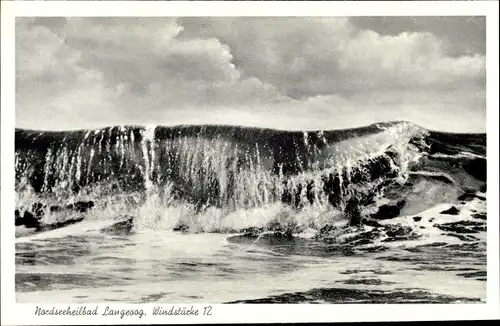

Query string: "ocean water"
[[15, 121, 487, 303]]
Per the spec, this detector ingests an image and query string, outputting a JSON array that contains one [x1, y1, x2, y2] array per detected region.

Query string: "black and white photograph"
[[1, 0, 500, 324]]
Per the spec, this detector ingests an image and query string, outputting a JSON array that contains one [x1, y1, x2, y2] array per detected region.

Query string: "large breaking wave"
[[15, 121, 486, 244]]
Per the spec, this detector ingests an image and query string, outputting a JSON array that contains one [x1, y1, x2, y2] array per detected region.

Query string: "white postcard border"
[[1, 1, 499, 325]]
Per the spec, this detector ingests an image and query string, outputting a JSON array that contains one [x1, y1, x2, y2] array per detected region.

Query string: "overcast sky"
[[16, 17, 486, 132]]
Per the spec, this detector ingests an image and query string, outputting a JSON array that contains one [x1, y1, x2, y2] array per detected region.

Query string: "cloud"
[[179, 17, 485, 97], [15, 17, 486, 132], [60, 18, 243, 93], [16, 19, 124, 128], [178, 17, 356, 98], [349, 17, 486, 57], [337, 30, 485, 90], [16, 18, 284, 129]]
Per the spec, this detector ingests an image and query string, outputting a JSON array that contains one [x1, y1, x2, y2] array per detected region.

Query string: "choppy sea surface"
[[15, 121, 487, 303]]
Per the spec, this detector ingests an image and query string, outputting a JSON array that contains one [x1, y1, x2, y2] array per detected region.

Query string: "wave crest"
[[15, 121, 486, 237]]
